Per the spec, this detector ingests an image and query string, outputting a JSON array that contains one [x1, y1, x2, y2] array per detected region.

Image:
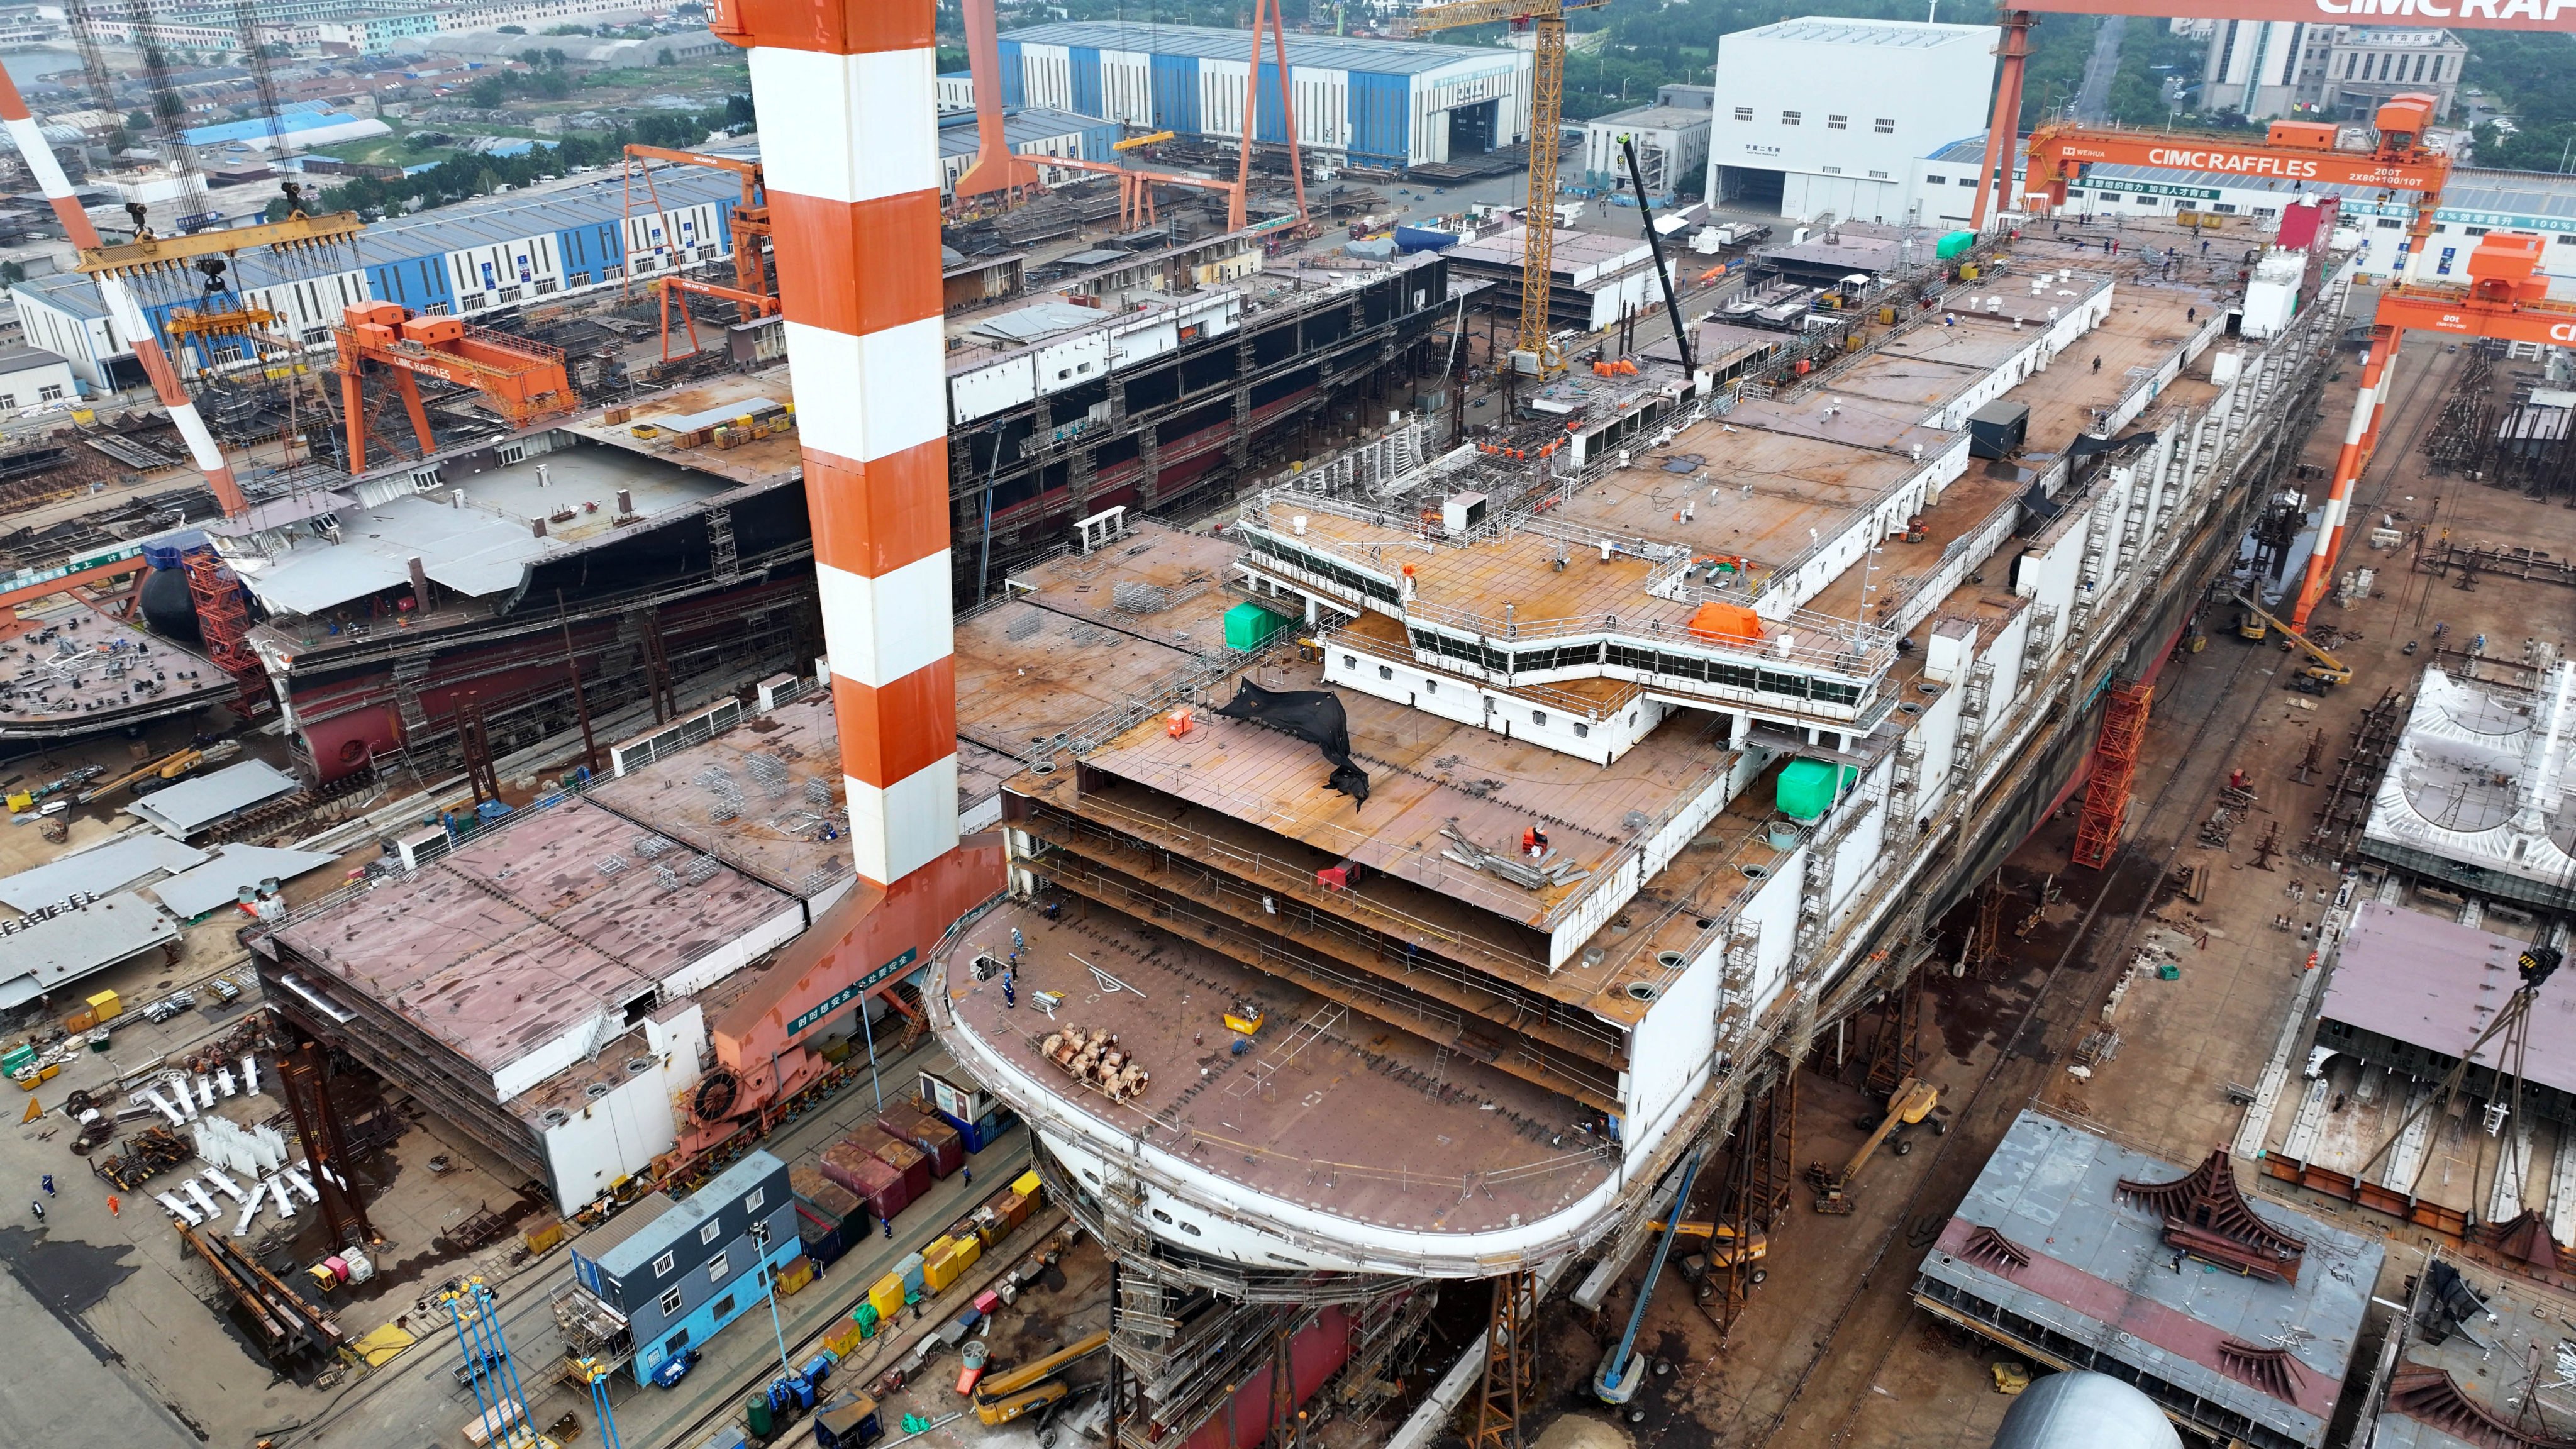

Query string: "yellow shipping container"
[[522, 1219, 565, 1254], [777, 1258, 814, 1296], [824, 1322, 865, 1358], [1011, 1170, 1041, 1197], [922, 1234, 982, 1295], [86, 989, 121, 1020], [868, 1273, 908, 1323]]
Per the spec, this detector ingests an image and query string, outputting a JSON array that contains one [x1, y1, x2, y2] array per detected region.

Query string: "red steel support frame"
[[1968, 10, 2032, 233], [2070, 680, 2153, 869], [952, 0, 1040, 203], [1235, 0, 1309, 228], [689, 0, 1002, 1146]]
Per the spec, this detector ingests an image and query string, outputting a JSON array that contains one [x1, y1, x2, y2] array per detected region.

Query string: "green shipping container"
[[0, 1044, 33, 1075], [1223, 601, 1294, 652], [1936, 230, 1977, 260], [1775, 760, 1856, 821]]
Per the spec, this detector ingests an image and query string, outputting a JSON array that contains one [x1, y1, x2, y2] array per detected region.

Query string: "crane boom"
[[1409, 0, 1608, 373], [2230, 592, 2350, 684]]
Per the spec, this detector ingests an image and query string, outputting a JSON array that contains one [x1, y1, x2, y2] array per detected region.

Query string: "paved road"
[[2075, 14, 2128, 125], [0, 1226, 200, 1448]]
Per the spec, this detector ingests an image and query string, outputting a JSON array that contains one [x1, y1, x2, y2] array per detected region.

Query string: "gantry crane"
[[1409, 0, 1608, 375], [333, 302, 575, 472], [2021, 95, 2448, 273], [2290, 231, 2576, 626]]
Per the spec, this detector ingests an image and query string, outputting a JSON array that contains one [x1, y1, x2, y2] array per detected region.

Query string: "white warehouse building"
[[1706, 17, 1998, 224], [994, 20, 1533, 173]]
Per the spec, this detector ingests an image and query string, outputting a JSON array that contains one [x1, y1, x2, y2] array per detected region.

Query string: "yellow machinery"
[[2229, 592, 2351, 689], [1645, 1219, 1767, 1267], [1111, 130, 1175, 151], [1809, 1077, 1940, 1214], [972, 1329, 1110, 1426], [1407, 0, 1609, 376], [1223, 999, 1265, 1036], [75, 741, 235, 805]]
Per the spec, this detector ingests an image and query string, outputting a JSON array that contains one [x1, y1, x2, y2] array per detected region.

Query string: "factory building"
[[2199, 21, 2467, 122], [13, 169, 741, 387], [934, 105, 1122, 198], [1706, 17, 1996, 222], [994, 21, 1533, 172], [1579, 84, 1713, 201]]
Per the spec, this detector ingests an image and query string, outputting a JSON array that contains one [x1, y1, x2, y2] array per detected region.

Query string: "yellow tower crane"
[[1407, 0, 1607, 376]]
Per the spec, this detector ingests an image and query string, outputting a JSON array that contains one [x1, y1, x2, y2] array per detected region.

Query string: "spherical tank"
[[136, 566, 203, 644], [1989, 1370, 2181, 1449]]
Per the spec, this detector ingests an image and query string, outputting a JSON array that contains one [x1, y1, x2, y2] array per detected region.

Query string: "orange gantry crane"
[[1967, 1, 2563, 234], [2021, 95, 2449, 265], [333, 302, 575, 472], [2290, 231, 2576, 625], [622, 144, 773, 319]]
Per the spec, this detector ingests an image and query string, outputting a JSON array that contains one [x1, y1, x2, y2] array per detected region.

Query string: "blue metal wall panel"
[[1069, 45, 1101, 117], [1255, 60, 1290, 145], [1079, 119, 1121, 162], [1348, 70, 1409, 167], [1150, 53, 1197, 136], [998, 39, 1024, 108]]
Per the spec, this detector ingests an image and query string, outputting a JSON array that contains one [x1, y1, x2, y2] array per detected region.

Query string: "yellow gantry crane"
[[1407, 0, 1607, 375]]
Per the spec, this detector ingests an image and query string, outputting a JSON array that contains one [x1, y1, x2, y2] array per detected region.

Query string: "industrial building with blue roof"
[[996, 21, 1533, 172]]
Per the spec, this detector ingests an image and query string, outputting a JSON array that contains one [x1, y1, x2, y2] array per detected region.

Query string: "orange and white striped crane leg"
[[719, 0, 956, 889], [0, 70, 247, 516], [2289, 325, 2396, 630]]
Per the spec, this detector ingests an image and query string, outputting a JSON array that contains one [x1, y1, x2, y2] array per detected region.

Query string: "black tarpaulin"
[[1213, 680, 1371, 806], [2068, 429, 2158, 458]]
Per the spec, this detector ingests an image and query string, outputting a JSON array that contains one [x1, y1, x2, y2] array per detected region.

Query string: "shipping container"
[[796, 1204, 848, 1269], [875, 1105, 964, 1179], [814, 1390, 881, 1449], [795, 1175, 865, 1230], [871, 1137, 932, 1201], [869, 1272, 908, 1323], [777, 1255, 814, 1296], [895, 1250, 927, 1297], [1967, 399, 2029, 460], [837, 1151, 911, 1224]]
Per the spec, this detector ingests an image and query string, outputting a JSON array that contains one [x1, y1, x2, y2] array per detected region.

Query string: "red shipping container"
[[872, 1137, 933, 1201], [844, 1152, 911, 1224], [820, 1140, 884, 1193], [877, 1108, 966, 1179], [791, 1166, 860, 1217]]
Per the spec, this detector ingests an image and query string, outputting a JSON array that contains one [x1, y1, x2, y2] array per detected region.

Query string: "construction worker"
[[39, 1174, 53, 1197], [28, 1199, 42, 1223], [2092, 356, 2102, 374], [106, 1195, 119, 1218]]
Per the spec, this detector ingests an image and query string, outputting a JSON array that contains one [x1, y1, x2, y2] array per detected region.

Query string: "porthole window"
[[1180, 1221, 1203, 1236], [1151, 1209, 1174, 1224], [1532, 709, 1548, 726], [1574, 723, 1590, 738], [1343, 653, 1357, 669], [1424, 679, 1438, 694], [1378, 664, 1392, 680]]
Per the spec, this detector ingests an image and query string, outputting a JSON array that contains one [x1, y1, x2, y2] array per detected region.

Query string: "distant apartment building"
[[2202, 22, 2465, 121], [318, 13, 437, 53]]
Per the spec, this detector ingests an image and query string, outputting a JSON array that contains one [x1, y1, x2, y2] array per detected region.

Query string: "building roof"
[[18, 167, 742, 322], [145, 843, 340, 921], [0, 831, 206, 913], [0, 345, 67, 376], [1917, 1111, 2380, 1448], [591, 1150, 786, 1279], [937, 105, 1106, 160], [1581, 103, 1713, 133], [1731, 16, 1994, 48], [1000, 20, 1519, 77], [2319, 901, 2576, 1095], [0, 891, 181, 1009], [179, 109, 372, 147], [125, 758, 303, 838]]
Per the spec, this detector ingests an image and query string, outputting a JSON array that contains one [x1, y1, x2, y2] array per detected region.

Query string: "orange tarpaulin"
[[1689, 601, 1763, 645]]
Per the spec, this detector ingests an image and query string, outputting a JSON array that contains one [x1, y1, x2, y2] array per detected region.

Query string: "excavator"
[[2229, 591, 2351, 692], [1809, 1077, 1942, 1214], [971, 1329, 1110, 1425]]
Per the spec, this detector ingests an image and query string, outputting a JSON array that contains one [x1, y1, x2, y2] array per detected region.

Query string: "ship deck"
[[0, 595, 233, 735], [582, 693, 854, 898], [559, 370, 806, 485], [941, 895, 1618, 1238]]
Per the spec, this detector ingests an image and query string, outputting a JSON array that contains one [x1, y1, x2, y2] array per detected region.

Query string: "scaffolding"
[[1706, 1064, 1795, 1341], [181, 547, 272, 714], [2070, 680, 2155, 869]]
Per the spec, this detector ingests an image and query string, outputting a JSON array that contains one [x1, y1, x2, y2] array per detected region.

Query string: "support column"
[[716, 0, 974, 896], [1970, 11, 2033, 233], [2290, 319, 2397, 629]]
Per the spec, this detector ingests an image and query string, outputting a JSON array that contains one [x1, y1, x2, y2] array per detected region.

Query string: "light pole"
[[750, 1219, 797, 1382]]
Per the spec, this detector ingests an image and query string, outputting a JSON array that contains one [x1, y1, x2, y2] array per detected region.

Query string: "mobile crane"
[[75, 740, 238, 805], [1809, 1077, 1942, 1214], [2231, 591, 2351, 692], [971, 1329, 1111, 1425]]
